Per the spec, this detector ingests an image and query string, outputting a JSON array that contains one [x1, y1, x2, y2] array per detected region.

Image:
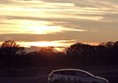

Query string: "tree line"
[[0, 40, 118, 69]]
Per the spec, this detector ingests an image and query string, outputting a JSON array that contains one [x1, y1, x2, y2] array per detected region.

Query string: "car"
[[48, 69, 109, 83]]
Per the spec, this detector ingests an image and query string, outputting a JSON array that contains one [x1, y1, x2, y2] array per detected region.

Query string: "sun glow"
[[19, 20, 82, 34], [0, 19, 86, 34], [17, 41, 65, 47], [29, 41, 61, 47], [21, 20, 62, 34], [15, 39, 77, 48], [27, 26, 65, 34]]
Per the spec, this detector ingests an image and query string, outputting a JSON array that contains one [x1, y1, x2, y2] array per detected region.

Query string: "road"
[[0, 70, 118, 83], [0, 75, 47, 83]]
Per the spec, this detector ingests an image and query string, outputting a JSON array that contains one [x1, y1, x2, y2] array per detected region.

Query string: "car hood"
[[95, 76, 109, 83]]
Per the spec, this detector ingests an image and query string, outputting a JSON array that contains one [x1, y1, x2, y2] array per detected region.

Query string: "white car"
[[48, 69, 109, 83]]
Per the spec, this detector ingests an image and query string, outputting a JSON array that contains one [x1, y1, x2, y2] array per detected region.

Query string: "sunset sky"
[[0, 0, 118, 47]]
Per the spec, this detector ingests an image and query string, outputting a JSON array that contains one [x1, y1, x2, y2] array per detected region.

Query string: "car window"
[[76, 71, 92, 77], [64, 71, 75, 76], [54, 70, 93, 77], [53, 70, 76, 76]]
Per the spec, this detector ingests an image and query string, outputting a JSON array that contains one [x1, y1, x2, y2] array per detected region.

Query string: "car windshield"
[[76, 71, 94, 77]]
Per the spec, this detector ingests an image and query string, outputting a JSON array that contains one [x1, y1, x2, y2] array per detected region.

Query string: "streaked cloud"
[[0, 19, 86, 34], [0, 0, 118, 47]]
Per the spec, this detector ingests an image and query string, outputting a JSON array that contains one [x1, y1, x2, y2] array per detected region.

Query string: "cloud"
[[41, 0, 118, 16], [0, 0, 118, 46], [0, 26, 86, 35], [0, 17, 87, 35], [0, 0, 104, 21]]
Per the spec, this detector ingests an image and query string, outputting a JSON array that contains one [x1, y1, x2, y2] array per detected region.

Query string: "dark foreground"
[[0, 68, 118, 83]]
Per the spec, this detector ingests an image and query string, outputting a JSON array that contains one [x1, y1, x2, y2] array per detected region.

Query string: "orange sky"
[[0, 0, 118, 47]]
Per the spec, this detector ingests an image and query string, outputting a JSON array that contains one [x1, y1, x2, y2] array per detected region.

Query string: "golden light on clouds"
[[15, 40, 77, 47], [0, 19, 86, 34], [26, 41, 62, 47], [0, 0, 118, 48]]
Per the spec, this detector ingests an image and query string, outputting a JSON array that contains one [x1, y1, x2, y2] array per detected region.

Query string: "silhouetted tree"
[[39, 47, 56, 56], [66, 42, 95, 56], [0, 40, 118, 69], [0, 40, 26, 56], [105, 41, 114, 48]]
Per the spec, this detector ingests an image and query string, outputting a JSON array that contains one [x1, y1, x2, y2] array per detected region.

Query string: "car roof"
[[51, 68, 94, 76], [52, 68, 88, 72]]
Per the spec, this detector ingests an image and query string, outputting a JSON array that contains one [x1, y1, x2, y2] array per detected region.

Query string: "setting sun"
[[17, 40, 74, 47], [21, 20, 65, 34], [29, 41, 60, 47], [27, 26, 65, 34], [17, 41, 68, 51]]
